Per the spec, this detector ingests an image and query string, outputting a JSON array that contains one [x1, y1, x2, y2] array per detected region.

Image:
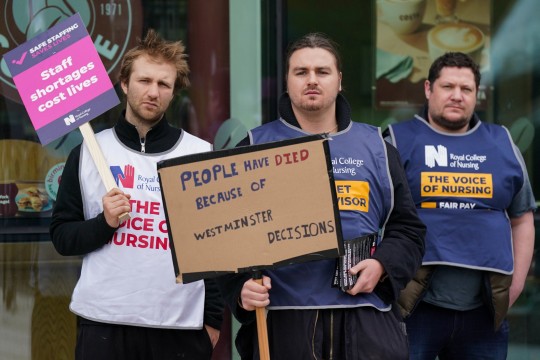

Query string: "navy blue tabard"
[[250, 119, 393, 309], [389, 117, 524, 274]]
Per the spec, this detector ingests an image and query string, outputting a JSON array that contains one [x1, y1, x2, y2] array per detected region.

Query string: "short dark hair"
[[285, 32, 342, 79], [119, 29, 190, 93], [428, 52, 481, 89]]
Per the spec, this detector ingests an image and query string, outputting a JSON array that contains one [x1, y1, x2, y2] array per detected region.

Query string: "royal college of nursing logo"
[[425, 144, 487, 171], [110, 164, 135, 189], [0, 0, 143, 103], [425, 145, 448, 168]]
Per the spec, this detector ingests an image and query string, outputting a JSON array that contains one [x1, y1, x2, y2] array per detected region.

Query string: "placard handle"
[[79, 122, 130, 223], [253, 271, 270, 360]]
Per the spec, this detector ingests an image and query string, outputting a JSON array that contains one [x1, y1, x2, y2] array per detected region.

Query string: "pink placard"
[[13, 36, 113, 130], [4, 13, 119, 145]]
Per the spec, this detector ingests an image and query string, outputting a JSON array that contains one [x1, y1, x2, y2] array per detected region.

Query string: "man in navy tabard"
[[387, 52, 536, 360], [218, 32, 426, 360]]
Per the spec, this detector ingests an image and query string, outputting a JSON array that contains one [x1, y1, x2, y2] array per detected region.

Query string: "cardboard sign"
[[3, 13, 119, 145], [157, 135, 343, 283]]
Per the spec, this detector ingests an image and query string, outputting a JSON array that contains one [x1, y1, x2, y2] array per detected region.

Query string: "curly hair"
[[428, 52, 481, 89]]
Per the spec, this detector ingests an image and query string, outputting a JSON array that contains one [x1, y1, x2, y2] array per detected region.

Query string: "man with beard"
[[218, 32, 426, 359], [386, 52, 536, 359], [50, 29, 223, 360]]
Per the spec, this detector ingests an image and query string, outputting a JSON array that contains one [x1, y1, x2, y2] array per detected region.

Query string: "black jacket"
[[50, 112, 224, 330]]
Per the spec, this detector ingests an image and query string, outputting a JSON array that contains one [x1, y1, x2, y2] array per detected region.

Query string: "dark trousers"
[[406, 301, 509, 360], [75, 318, 213, 360], [237, 307, 408, 360]]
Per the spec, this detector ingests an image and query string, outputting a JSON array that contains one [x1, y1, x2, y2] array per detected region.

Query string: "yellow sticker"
[[420, 172, 493, 198], [335, 180, 369, 212]]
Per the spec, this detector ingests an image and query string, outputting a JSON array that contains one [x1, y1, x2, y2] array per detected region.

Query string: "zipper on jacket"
[[140, 137, 146, 153]]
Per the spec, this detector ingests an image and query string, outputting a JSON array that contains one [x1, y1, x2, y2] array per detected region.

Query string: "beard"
[[296, 91, 323, 112], [296, 91, 338, 113], [127, 97, 165, 124], [429, 111, 470, 132], [299, 101, 322, 112], [133, 106, 163, 123]]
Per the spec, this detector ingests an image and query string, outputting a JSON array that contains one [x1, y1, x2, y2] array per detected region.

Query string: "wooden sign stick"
[[79, 122, 130, 223], [253, 271, 271, 360]]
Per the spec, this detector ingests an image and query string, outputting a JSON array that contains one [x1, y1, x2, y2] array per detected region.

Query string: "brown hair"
[[285, 32, 342, 79], [118, 29, 190, 93], [428, 52, 481, 89]]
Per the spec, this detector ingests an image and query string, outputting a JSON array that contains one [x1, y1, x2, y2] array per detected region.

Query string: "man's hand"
[[346, 259, 385, 296], [102, 188, 131, 228], [239, 276, 272, 311], [205, 325, 220, 348]]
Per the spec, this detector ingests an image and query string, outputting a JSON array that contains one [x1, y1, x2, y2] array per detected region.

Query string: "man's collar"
[[117, 110, 170, 139]]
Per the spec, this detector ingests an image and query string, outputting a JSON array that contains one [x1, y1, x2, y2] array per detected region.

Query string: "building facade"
[[1, 0, 538, 359]]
